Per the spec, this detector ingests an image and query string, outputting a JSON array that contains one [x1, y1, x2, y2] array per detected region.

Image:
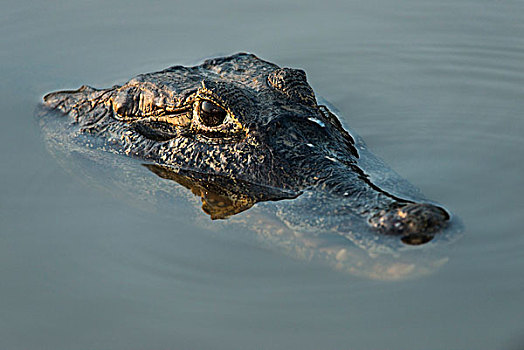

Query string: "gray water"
[[1, 0, 524, 349]]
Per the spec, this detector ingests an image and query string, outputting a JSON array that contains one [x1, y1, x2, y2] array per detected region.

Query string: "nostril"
[[369, 203, 450, 237]]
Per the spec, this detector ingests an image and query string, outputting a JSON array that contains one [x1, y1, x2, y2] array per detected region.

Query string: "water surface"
[[1, 0, 524, 349]]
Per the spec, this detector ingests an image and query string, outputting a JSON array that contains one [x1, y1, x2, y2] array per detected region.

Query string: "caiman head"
[[42, 53, 450, 244]]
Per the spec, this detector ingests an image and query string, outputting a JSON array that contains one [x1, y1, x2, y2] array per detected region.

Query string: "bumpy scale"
[[42, 53, 450, 245]]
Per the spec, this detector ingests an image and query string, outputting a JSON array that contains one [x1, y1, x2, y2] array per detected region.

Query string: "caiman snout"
[[369, 203, 450, 245]]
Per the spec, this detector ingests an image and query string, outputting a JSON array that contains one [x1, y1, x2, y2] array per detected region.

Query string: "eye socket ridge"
[[197, 99, 228, 127]]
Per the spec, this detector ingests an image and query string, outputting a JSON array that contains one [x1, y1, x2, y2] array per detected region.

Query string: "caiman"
[[40, 53, 458, 278]]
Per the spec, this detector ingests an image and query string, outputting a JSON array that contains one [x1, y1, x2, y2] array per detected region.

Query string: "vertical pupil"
[[200, 100, 226, 127]]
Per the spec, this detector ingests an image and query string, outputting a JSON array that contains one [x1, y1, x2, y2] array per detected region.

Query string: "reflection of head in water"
[[144, 164, 298, 219], [141, 163, 461, 280]]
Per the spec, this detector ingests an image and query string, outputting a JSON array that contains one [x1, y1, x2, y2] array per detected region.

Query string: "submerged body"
[[41, 53, 455, 272]]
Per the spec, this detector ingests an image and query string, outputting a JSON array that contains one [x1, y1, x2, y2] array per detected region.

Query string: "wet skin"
[[42, 53, 450, 245]]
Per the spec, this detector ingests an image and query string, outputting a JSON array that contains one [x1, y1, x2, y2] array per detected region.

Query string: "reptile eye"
[[199, 100, 227, 127]]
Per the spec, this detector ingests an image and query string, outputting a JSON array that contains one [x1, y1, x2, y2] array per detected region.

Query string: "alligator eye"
[[199, 100, 227, 127]]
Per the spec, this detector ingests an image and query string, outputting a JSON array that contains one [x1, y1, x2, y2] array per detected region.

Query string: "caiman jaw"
[[368, 203, 450, 245]]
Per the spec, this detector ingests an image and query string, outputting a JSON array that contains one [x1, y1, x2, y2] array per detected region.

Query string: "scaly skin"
[[42, 53, 449, 244]]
